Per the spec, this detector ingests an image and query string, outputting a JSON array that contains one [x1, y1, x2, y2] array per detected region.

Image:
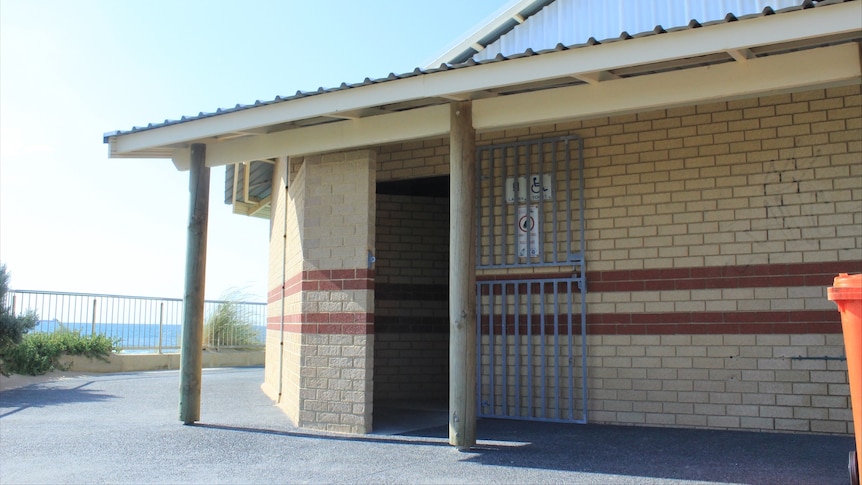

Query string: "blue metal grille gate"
[[475, 135, 588, 423]]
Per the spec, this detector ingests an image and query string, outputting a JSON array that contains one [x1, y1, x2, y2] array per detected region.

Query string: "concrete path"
[[0, 367, 854, 484]]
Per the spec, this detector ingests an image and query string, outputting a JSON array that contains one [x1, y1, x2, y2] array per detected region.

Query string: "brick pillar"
[[265, 150, 376, 433]]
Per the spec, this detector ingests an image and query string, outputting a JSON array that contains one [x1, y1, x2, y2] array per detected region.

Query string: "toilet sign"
[[506, 174, 553, 203], [517, 205, 540, 258]]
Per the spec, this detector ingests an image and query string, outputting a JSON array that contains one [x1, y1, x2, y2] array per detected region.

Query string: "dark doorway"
[[373, 175, 450, 434]]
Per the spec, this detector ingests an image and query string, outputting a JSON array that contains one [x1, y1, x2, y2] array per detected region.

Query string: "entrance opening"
[[373, 175, 450, 434]]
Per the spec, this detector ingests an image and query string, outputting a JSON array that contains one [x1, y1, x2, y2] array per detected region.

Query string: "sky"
[[0, 0, 507, 300]]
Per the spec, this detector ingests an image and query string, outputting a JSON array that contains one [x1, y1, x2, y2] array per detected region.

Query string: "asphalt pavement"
[[0, 367, 854, 484]]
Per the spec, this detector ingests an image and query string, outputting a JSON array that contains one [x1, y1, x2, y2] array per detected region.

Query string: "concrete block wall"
[[585, 333, 851, 433], [377, 139, 449, 183], [263, 157, 286, 406], [479, 333, 851, 433], [263, 156, 303, 422], [265, 150, 377, 433], [374, 193, 449, 401], [260, 85, 859, 435], [386, 84, 862, 434]]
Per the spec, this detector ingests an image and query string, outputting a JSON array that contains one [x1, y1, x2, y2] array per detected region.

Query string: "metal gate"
[[475, 135, 587, 423]]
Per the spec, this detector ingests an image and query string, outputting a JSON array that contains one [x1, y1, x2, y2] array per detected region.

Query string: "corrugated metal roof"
[[474, 0, 810, 62], [425, 0, 557, 66], [103, 0, 857, 142]]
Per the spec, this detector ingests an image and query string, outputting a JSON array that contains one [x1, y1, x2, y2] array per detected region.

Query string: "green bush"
[[0, 330, 119, 376], [0, 264, 38, 351], [0, 263, 119, 376], [204, 291, 259, 349]]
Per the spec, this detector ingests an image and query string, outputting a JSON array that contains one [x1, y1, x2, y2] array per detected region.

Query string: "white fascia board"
[[171, 104, 450, 169], [110, 1, 861, 158], [179, 43, 860, 170], [473, 43, 862, 131]]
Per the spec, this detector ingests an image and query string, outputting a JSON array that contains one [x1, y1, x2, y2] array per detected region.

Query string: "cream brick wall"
[[265, 150, 377, 433], [380, 85, 861, 270], [264, 85, 859, 434], [263, 157, 303, 421], [587, 334, 851, 433], [301, 150, 376, 272], [377, 139, 449, 183], [479, 334, 850, 433], [262, 329, 302, 424], [296, 333, 373, 434], [380, 84, 860, 435], [572, 87, 861, 271]]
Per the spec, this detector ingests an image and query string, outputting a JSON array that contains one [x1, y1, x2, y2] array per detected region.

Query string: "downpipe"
[[277, 179, 287, 403]]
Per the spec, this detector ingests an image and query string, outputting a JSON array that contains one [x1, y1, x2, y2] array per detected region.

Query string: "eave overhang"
[[104, 1, 862, 171]]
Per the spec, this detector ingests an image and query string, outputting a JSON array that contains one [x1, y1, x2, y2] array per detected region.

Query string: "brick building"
[[105, 0, 862, 447]]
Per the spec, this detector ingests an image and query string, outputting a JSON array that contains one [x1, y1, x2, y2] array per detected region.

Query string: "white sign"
[[505, 174, 553, 203], [505, 176, 526, 203], [516, 205, 541, 258]]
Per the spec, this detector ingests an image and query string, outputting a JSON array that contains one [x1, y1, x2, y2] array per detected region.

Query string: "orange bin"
[[828, 273, 862, 485]]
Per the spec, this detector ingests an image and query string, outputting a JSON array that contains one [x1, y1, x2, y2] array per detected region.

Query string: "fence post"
[[11, 295, 16, 317], [91, 298, 97, 336], [158, 302, 164, 354]]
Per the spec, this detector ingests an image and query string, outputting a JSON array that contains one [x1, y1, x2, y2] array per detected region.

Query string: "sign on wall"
[[505, 174, 553, 203], [477, 135, 583, 269], [517, 205, 540, 258]]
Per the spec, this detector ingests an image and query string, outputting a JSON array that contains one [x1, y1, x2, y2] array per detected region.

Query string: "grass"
[[203, 290, 260, 349]]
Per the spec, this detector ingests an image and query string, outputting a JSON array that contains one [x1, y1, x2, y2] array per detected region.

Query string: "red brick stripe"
[[265, 268, 374, 334], [585, 310, 840, 335], [266, 262, 859, 335], [267, 269, 374, 304], [475, 261, 861, 293], [587, 261, 860, 292], [265, 313, 374, 333]]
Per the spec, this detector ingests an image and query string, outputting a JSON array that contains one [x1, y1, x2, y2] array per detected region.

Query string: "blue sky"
[[0, 0, 505, 299]]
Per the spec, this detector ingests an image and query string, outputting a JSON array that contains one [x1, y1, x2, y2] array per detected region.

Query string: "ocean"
[[32, 320, 264, 352]]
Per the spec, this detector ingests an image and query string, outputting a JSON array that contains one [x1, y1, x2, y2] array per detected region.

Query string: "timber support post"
[[449, 101, 477, 449], [179, 142, 210, 424]]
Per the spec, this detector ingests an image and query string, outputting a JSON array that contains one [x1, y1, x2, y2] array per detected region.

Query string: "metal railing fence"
[[3, 289, 267, 353]]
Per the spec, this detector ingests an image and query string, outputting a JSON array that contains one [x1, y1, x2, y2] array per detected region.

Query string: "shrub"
[[0, 330, 119, 376], [203, 291, 260, 349], [0, 264, 38, 352]]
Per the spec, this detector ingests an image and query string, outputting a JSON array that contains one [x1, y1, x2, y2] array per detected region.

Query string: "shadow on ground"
[[193, 406, 852, 485], [1, 368, 853, 485], [0, 381, 117, 418], [397, 419, 854, 485]]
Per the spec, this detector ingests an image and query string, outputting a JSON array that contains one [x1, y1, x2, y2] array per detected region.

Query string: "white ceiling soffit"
[[105, 1, 862, 169]]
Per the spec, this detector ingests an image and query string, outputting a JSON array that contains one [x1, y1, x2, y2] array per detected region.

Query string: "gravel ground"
[[0, 367, 854, 484]]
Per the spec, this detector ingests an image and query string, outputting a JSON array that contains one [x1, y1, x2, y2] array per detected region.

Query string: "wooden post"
[[449, 101, 477, 449], [179, 143, 210, 424]]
